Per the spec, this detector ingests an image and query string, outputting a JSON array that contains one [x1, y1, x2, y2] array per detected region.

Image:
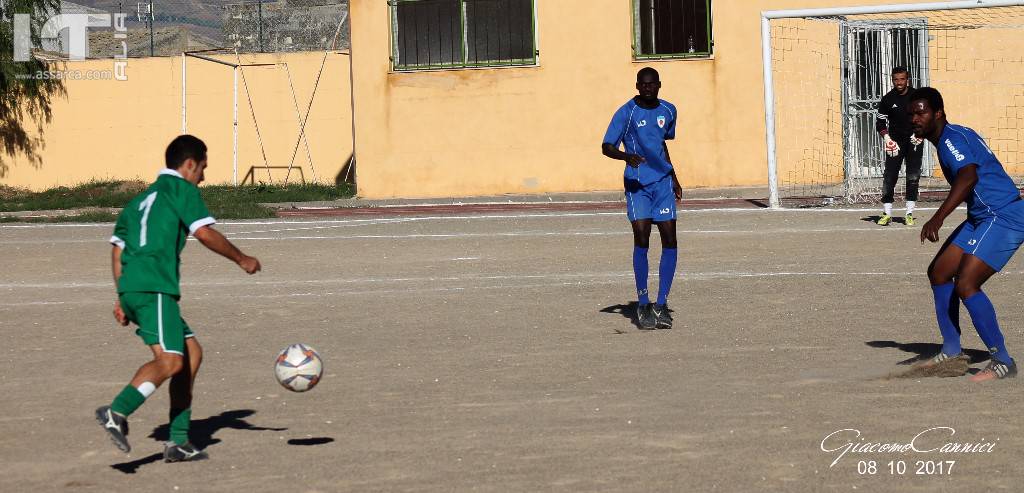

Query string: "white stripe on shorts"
[[157, 293, 184, 355], [157, 293, 165, 351], [972, 218, 997, 255]]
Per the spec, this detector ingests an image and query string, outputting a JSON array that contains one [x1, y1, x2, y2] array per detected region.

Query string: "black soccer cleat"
[[652, 304, 673, 329], [969, 358, 1018, 383], [164, 441, 209, 462], [637, 303, 657, 330], [95, 406, 131, 453]]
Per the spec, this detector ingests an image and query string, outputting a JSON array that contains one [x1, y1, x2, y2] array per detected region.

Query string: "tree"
[[0, 0, 65, 178]]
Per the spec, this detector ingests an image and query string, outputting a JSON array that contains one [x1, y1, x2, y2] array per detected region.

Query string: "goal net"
[[763, 1, 1024, 207]]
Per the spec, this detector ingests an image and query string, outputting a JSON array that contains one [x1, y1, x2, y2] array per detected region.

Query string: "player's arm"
[[876, 97, 900, 156], [110, 213, 129, 326], [111, 245, 129, 326], [664, 143, 682, 201], [602, 143, 644, 168], [193, 225, 261, 274], [921, 164, 978, 243], [602, 106, 644, 167], [111, 245, 122, 286], [875, 95, 889, 136]]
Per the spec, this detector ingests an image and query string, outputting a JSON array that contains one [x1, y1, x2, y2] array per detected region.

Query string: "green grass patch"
[[0, 180, 147, 212], [0, 181, 355, 221], [200, 182, 354, 219], [0, 210, 119, 223]]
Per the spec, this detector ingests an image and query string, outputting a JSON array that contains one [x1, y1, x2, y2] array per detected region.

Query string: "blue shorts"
[[950, 217, 1024, 271], [624, 174, 676, 222]]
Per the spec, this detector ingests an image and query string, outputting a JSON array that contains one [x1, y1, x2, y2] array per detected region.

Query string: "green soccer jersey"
[[110, 169, 215, 296]]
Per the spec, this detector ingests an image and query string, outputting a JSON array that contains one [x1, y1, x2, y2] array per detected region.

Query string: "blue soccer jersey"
[[937, 124, 1022, 221], [603, 98, 677, 186]]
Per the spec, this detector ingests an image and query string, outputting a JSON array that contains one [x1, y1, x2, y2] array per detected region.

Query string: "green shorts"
[[119, 292, 194, 355]]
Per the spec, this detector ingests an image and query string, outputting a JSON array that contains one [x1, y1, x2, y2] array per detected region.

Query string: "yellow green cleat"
[[905, 213, 915, 226], [876, 214, 892, 226]]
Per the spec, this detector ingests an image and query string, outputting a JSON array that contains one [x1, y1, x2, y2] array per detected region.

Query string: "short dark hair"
[[165, 135, 207, 169], [892, 66, 909, 76], [637, 67, 660, 82], [910, 86, 944, 112]]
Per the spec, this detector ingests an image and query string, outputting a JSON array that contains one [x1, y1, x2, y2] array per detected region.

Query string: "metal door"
[[842, 20, 930, 182]]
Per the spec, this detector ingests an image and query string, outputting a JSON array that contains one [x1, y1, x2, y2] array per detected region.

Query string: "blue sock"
[[963, 291, 1013, 364], [931, 283, 962, 355], [633, 247, 650, 306], [656, 248, 677, 306]]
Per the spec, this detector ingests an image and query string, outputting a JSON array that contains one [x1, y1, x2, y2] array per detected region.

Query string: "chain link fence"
[[57, 0, 350, 58]]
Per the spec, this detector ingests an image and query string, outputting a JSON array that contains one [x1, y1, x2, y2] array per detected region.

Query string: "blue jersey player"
[[911, 87, 1022, 381], [601, 67, 681, 330]]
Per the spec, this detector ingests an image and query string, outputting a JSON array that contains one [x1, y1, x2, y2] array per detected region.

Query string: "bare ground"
[[1, 206, 1022, 492]]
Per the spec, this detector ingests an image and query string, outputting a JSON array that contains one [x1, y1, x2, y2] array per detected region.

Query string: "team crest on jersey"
[[657, 116, 666, 128]]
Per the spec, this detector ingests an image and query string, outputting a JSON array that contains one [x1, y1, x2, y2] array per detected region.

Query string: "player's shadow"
[[865, 340, 990, 366], [861, 215, 910, 225], [601, 302, 640, 333], [600, 302, 673, 333], [110, 409, 287, 474], [287, 437, 334, 446], [109, 452, 163, 473]]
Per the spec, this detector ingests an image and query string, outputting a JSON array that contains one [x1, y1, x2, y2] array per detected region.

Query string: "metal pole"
[[233, 66, 239, 186], [258, 0, 264, 52], [763, 0, 1024, 19], [347, 29, 357, 187], [282, 64, 317, 184], [761, 14, 780, 209], [181, 53, 187, 133], [148, 0, 154, 56]]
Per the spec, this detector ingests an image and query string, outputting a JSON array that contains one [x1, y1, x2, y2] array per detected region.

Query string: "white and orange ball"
[[274, 343, 323, 392]]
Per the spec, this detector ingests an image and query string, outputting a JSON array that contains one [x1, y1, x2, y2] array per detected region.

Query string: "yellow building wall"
[[1, 51, 352, 190], [350, 0, 1013, 199], [5, 0, 1019, 198]]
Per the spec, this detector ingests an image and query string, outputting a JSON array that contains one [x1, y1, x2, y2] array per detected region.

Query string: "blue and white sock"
[[931, 283, 962, 355], [633, 246, 650, 306], [656, 248, 677, 307], [963, 291, 1013, 364]]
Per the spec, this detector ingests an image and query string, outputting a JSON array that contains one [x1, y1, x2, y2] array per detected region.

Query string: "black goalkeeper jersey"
[[875, 87, 916, 141]]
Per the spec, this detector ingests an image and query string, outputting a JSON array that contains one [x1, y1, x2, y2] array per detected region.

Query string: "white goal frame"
[[761, 0, 1024, 209]]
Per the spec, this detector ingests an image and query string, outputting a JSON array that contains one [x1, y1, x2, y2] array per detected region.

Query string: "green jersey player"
[[96, 135, 261, 462]]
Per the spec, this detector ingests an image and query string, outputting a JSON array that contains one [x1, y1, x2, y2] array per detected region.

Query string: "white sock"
[[906, 201, 916, 215], [136, 381, 156, 398], [883, 203, 893, 216]]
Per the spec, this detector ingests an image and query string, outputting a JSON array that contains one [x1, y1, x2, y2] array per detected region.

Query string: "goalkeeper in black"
[[875, 66, 924, 226]]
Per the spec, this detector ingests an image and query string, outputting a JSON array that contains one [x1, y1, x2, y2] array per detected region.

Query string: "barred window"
[[390, 0, 537, 71], [634, 0, 713, 59]]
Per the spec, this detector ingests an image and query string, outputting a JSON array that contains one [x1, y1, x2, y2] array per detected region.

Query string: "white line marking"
[[0, 205, 967, 229], [4, 269, 1024, 306], [0, 224, 919, 245], [6, 270, 1021, 292]]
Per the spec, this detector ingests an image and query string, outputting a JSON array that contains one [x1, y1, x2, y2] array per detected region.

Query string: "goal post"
[[762, 1, 1024, 209]]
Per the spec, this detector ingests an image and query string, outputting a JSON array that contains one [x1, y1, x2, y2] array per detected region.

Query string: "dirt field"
[[2, 205, 1022, 492]]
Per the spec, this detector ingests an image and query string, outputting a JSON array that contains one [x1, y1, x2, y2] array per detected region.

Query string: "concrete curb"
[[1, 186, 771, 220]]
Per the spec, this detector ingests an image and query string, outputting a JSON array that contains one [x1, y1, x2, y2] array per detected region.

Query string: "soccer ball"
[[274, 343, 323, 392]]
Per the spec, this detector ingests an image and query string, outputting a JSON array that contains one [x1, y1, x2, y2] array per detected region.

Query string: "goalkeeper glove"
[[910, 133, 923, 150], [883, 134, 900, 157]]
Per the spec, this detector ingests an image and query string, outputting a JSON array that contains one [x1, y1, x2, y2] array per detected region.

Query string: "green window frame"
[[633, 0, 713, 59], [389, 0, 538, 71]]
